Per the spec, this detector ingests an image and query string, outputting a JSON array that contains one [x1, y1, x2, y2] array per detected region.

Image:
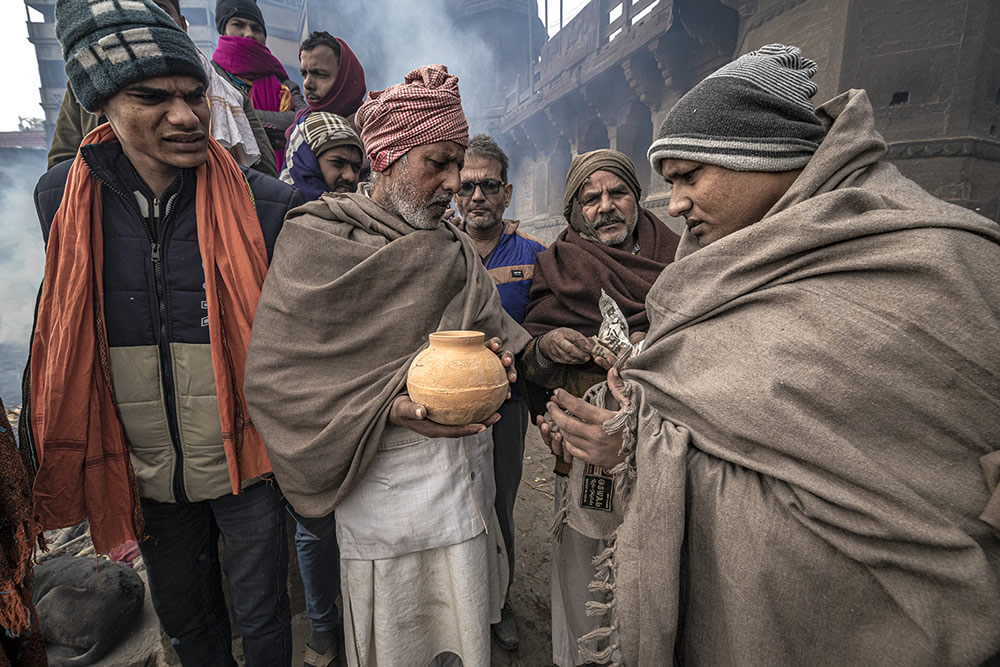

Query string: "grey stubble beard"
[[596, 206, 640, 247], [382, 167, 448, 230]]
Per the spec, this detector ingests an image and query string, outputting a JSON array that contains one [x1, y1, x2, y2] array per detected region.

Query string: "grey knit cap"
[[648, 44, 826, 173], [56, 0, 208, 113]]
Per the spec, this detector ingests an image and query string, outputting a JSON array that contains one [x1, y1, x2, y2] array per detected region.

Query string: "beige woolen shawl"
[[567, 89, 1000, 665], [244, 187, 530, 517]]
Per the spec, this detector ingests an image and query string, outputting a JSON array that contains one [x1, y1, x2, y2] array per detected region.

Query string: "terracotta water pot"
[[406, 330, 509, 426]]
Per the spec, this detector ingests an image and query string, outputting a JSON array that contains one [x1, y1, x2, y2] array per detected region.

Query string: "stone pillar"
[[646, 104, 673, 201], [548, 135, 572, 216], [577, 116, 610, 153]]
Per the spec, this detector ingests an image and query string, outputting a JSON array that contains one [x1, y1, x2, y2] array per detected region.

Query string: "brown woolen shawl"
[[244, 190, 530, 517], [570, 90, 1000, 665], [521, 209, 679, 338]]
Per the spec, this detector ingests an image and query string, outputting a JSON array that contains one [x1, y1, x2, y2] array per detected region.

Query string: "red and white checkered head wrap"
[[356, 64, 470, 172]]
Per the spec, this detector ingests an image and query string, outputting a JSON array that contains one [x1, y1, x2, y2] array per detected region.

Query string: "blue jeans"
[[290, 509, 340, 633], [138, 482, 291, 667]]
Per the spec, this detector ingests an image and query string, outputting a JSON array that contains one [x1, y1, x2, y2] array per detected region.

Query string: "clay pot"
[[406, 330, 509, 425]]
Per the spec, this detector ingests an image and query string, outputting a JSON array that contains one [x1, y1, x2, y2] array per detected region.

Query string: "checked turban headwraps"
[[356, 64, 469, 173]]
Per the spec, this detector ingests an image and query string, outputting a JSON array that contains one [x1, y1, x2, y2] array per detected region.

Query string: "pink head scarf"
[[212, 35, 289, 111]]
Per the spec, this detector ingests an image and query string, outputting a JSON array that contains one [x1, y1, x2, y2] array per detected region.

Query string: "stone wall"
[[502, 0, 1000, 241], [736, 0, 1000, 221]]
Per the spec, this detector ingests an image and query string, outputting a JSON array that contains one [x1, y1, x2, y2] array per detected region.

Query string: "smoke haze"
[[0, 148, 46, 405], [304, 0, 543, 131]]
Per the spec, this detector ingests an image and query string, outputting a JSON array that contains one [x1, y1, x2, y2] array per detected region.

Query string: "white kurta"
[[336, 426, 507, 667], [551, 475, 608, 667]]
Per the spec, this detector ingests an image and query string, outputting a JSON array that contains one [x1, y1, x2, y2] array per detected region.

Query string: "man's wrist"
[[535, 335, 554, 369]]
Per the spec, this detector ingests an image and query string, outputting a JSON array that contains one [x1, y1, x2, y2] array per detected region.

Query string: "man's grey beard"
[[595, 206, 640, 246], [381, 167, 449, 230]]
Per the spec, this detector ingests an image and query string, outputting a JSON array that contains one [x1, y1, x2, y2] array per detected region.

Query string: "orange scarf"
[[30, 125, 273, 553]]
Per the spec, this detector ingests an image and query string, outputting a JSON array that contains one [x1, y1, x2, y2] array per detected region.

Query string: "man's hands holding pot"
[[390, 336, 516, 438]]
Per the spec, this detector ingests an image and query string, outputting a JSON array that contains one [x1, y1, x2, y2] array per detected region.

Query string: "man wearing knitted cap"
[[46, 0, 277, 177], [540, 44, 1000, 663], [28, 1, 304, 665], [245, 65, 529, 666], [517, 148, 679, 667], [282, 111, 364, 198]]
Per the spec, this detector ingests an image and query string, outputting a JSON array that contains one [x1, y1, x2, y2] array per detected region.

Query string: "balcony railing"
[[603, 0, 661, 43], [503, 0, 669, 114]]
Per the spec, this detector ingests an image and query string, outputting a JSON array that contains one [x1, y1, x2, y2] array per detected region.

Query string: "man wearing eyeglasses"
[[453, 134, 546, 652]]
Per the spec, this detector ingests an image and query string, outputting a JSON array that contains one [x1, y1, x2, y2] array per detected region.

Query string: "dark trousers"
[[138, 481, 292, 667], [288, 508, 340, 633], [493, 396, 529, 600]]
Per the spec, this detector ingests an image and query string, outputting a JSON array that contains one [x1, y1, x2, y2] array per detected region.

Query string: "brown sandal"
[[303, 645, 338, 667]]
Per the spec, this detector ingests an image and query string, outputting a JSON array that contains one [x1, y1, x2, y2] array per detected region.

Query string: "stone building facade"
[[490, 0, 1000, 241]]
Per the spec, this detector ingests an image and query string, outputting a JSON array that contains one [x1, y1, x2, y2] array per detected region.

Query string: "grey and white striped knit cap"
[[56, 0, 207, 113], [648, 44, 826, 173]]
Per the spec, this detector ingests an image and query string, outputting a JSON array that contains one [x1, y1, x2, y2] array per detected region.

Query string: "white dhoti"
[[336, 426, 506, 667], [341, 510, 507, 667], [551, 475, 608, 667]]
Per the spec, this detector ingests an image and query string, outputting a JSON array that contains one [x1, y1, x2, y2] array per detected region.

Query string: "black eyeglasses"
[[457, 179, 504, 197]]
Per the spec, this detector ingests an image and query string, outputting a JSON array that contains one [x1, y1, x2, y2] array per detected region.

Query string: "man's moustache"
[[595, 213, 626, 228]]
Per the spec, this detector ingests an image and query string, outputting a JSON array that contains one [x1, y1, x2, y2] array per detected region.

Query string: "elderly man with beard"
[[453, 133, 546, 651], [245, 65, 529, 667], [518, 149, 679, 667], [540, 45, 1000, 665]]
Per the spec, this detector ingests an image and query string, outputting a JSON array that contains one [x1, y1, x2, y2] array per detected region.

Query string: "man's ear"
[[92, 101, 109, 125], [504, 182, 513, 207], [179, 15, 189, 31]]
